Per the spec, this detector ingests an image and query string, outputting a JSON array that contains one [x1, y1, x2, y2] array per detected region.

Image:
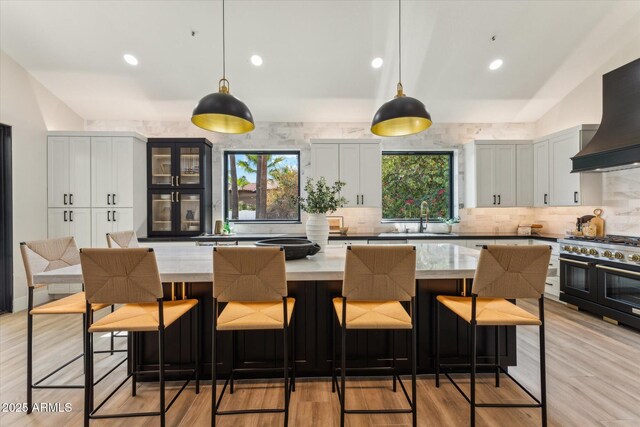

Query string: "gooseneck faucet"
[[419, 201, 429, 233]]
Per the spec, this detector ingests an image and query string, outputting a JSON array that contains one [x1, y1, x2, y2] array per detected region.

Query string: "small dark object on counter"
[[255, 238, 321, 260]]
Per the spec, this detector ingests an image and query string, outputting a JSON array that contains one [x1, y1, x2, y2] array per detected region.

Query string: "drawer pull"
[[596, 264, 640, 277], [559, 257, 590, 266]]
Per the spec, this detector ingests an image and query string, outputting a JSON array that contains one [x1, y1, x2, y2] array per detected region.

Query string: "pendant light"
[[191, 0, 255, 134], [371, 0, 432, 137]]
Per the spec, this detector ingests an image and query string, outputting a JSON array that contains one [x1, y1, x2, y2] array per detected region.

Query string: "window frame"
[[223, 150, 302, 224], [380, 150, 455, 223]]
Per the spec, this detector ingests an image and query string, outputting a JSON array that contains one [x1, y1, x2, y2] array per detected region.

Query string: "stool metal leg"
[[158, 300, 166, 427], [331, 311, 336, 393], [540, 297, 547, 427], [435, 299, 440, 388], [211, 298, 218, 427], [495, 325, 501, 387], [131, 331, 137, 397], [392, 329, 397, 392], [283, 297, 290, 427], [411, 297, 417, 427], [340, 297, 347, 427], [470, 296, 477, 427], [195, 303, 200, 394], [26, 301, 33, 414]]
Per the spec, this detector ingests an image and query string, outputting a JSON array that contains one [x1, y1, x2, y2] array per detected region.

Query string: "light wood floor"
[[1, 299, 639, 426]]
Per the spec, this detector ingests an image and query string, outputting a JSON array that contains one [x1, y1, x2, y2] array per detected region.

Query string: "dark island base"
[[133, 280, 516, 380]]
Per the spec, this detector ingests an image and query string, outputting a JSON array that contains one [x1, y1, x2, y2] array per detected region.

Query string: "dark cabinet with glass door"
[[147, 138, 212, 236]]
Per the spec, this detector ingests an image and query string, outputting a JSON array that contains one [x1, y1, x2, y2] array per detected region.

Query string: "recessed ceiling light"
[[489, 59, 503, 71], [123, 54, 138, 66], [250, 55, 263, 66], [371, 57, 384, 69]]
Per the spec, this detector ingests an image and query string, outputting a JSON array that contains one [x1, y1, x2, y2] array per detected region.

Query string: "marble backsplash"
[[85, 120, 640, 237]]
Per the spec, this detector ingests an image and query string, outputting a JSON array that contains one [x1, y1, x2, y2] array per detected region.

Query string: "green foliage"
[[382, 154, 452, 220], [294, 177, 347, 214], [267, 166, 299, 219], [438, 216, 460, 225], [237, 176, 249, 190]]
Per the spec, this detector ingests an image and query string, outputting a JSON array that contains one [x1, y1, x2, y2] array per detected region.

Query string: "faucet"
[[419, 201, 429, 233]]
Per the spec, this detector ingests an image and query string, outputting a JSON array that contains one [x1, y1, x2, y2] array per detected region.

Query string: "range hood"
[[571, 58, 640, 173]]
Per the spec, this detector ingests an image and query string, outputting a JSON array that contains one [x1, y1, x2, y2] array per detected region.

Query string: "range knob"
[[589, 249, 599, 256], [630, 254, 640, 263], [603, 250, 614, 258], [572, 246, 580, 253], [580, 248, 588, 254], [614, 252, 625, 260], [563, 245, 572, 251]]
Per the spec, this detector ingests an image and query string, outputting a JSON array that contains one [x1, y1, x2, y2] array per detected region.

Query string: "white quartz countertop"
[[33, 243, 481, 284]]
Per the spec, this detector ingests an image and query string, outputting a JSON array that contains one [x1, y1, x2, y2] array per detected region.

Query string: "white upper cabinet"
[[533, 141, 550, 207], [47, 208, 91, 249], [47, 136, 90, 207], [464, 141, 528, 208], [311, 140, 381, 208], [91, 137, 135, 208], [516, 144, 534, 207], [535, 125, 601, 207]]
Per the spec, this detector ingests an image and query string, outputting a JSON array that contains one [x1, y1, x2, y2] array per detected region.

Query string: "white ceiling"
[[1, 0, 639, 124]]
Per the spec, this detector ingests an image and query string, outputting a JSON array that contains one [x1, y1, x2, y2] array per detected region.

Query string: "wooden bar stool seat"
[[80, 248, 200, 427], [88, 299, 198, 333], [436, 296, 542, 326], [20, 237, 123, 415], [212, 246, 295, 427], [332, 245, 418, 427], [435, 245, 552, 427], [332, 299, 412, 329], [217, 298, 295, 331], [30, 292, 109, 315]]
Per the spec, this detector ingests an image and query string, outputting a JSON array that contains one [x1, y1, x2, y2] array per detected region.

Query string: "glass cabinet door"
[[151, 192, 174, 233], [178, 192, 202, 233], [150, 146, 173, 186], [178, 146, 202, 187]]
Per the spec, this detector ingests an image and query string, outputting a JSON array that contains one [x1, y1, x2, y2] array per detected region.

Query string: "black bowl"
[[254, 238, 321, 260]]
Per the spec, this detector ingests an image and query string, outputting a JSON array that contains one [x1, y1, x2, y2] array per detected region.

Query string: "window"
[[381, 151, 454, 221], [224, 151, 300, 222]]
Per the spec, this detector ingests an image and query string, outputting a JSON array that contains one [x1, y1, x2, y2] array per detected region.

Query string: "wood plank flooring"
[[0, 299, 639, 426]]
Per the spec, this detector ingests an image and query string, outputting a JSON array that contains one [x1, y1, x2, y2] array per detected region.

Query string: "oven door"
[[560, 255, 598, 302], [596, 262, 640, 316]]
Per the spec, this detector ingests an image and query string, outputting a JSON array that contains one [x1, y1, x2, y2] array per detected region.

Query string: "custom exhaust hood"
[[571, 58, 640, 173]]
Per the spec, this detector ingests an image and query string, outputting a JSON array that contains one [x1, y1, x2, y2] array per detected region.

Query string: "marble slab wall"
[[85, 120, 640, 236]]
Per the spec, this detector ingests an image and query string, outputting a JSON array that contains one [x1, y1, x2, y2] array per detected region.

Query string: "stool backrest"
[[472, 245, 551, 299], [80, 248, 162, 304], [343, 245, 416, 301], [213, 247, 287, 302], [20, 236, 80, 288], [106, 230, 139, 248]]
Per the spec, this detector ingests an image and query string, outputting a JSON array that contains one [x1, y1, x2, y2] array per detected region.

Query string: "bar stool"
[[80, 248, 200, 427], [19, 237, 123, 414], [106, 230, 139, 248], [332, 245, 418, 427], [435, 245, 551, 427], [211, 246, 295, 427]]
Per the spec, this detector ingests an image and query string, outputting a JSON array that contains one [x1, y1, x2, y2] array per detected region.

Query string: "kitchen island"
[[34, 244, 519, 378]]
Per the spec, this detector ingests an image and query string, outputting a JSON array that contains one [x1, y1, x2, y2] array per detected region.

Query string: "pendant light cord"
[[398, 0, 402, 86], [222, 0, 226, 80]]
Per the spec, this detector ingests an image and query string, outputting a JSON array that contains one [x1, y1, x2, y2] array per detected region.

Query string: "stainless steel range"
[[558, 235, 640, 329]]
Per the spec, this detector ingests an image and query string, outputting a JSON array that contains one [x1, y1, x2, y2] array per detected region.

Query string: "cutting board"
[[591, 209, 605, 237]]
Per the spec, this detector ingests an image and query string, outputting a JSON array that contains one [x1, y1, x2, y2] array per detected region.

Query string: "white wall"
[[0, 50, 84, 311]]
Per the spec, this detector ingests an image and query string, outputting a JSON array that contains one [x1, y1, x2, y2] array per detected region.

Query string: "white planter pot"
[[427, 223, 452, 234], [306, 213, 329, 252]]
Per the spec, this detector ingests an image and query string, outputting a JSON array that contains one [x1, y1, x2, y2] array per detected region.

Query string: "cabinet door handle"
[[107, 194, 111, 205], [574, 191, 579, 204], [107, 210, 111, 222], [176, 176, 180, 186], [361, 194, 364, 205], [498, 195, 501, 205], [64, 211, 68, 222], [176, 192, 180, 202], [113, 193, 117, 205], [544, 193, 548, 204], [112, 210, 116, 222], [171, 192, 175, 203], [356, 195, 359, 205], [69, 193, 73, 205], [69, 211, 73, 222], [64, 194, 68, 205], [493, 195, 496, 205], [171, 176, 175, 187]]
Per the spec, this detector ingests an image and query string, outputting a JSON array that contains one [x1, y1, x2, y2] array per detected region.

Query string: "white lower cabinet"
[[47, 208, 91, 294], [465, 239, 496, 249], [92, 208, 134, 248]]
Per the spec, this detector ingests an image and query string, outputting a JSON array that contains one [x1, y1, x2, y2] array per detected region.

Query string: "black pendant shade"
[[371, 89, 432, 137], [191, 82, 255, 134]]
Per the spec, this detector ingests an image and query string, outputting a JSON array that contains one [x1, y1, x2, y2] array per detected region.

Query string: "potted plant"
[[294, 177, 347, 252]]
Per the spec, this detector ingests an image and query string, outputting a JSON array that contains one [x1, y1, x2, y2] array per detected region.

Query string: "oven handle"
[[596, 264, 640, 277], [559, 257, 591, 266]]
